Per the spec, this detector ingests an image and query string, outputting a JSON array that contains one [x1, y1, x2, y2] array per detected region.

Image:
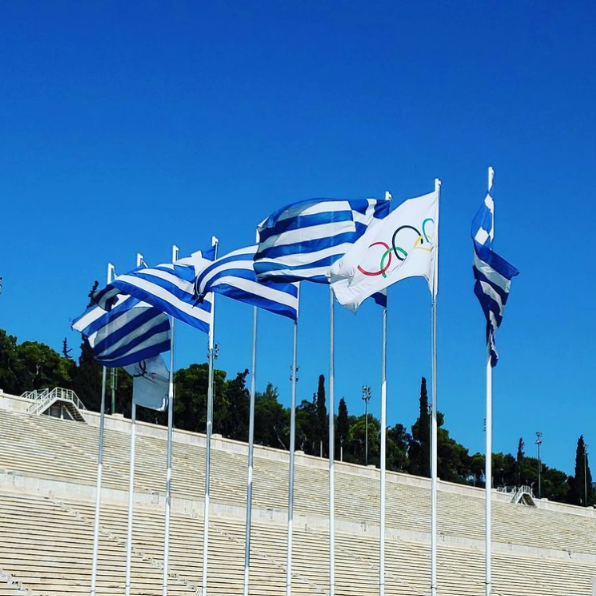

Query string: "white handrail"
[[21, 387, 87, 415]]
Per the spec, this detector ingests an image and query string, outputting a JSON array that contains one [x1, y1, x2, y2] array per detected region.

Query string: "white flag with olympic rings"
[[330, 188, 439, 312]]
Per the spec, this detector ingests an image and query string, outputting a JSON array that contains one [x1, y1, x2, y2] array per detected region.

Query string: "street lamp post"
[[362, 385, 372, 466], [536, 432, 543, 499]]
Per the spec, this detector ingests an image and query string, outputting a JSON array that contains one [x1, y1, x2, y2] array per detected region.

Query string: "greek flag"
[[196, 245, 298, 320], [94, 247, 215, 333], [255, 197, 391, 283], [72, 296, 171, 368], [472, 176, 519, 366]]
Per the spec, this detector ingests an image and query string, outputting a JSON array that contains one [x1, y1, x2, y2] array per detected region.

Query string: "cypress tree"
[[337, 398, 349, 458], [409, 377, 431, 477], [316, 374, 327, 457], [515, 437, 525, 485], [419, 377, 431, 477], [572, 435, 593, 506]]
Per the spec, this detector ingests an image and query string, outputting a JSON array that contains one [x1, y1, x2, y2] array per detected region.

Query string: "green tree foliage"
[[296, 397, 317, 454], [437, 418, 472, 484], [219, 370, 250, 442], [570, 435, 593, 506], [70, 339, 103, 411], [15, 341, 74, 391], [469, 453, 485, 487], [0, 330, 75, 396], [316, 374, 327, 457], [0, 330, 21, 394], [516, 438, 525, 485], [387, 423, 410, 471], [254, 383, 288, 450], [173, 363, 209, 432], [409, 377, 431, 477], [491, 452, 516, 487], [348, 414, 380, 466], [0, 328, 585, 507], [336, 398, 349, 457]]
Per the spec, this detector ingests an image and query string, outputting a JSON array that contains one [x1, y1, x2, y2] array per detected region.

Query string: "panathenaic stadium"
[[0, 388, 594, 596]]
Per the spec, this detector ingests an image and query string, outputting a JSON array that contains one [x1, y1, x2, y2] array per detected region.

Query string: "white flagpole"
[[329, 287, 336, 596], [202, 236, 219, 596], [379, 297, 387, 596], [90, 262, 114, 596], [243, 304, 258, 596], [125, 401, 137, 595], [379, 190, 391, 596], [125, 252, 143, 596], [162, 245, 179, 596], [430, 178, 441, 596], [485, 166, 495, 596], [286, 286, 300, 596]]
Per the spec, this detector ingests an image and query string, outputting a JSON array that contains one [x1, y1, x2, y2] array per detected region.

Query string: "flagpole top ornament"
[[488, 166, 495, 191], [172, 245, 180, 263], [107, 263, 115, 284], [212, 236, 219, 247], [136, 253, 144, 268], [434, 178, 442, 192], [385, 191, 392, 201]]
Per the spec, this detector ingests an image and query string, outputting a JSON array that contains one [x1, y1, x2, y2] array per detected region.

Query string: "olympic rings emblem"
[[357, 218, 435, 278]]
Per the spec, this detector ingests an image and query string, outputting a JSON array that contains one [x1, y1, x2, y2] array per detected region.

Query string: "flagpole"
[[125, 252, 143, 596], [243, 304, 258, 596], [125, 400, 136, 596], [286, 285, 300, 596], [203, 236, 219, 596], [485, 166, 495, 596], [329, 287, 336, 596], [90, 262, 114, 596], [379, 297, 387, 596], [162, 245, 179, 596], [379, 189, 392, 596], [430, 178, 441, 596]]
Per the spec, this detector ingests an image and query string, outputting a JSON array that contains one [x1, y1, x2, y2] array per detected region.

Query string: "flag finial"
[[488, 167, 495, 192], [107, 263, 116, 284]]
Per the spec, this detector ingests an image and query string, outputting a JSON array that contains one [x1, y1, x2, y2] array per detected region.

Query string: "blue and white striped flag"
[[472, 176, 519, 367], [196, 245, 298, 320], [94, 247, 215, 333], [72, 295, 171, 368], [255, 197, 391, 283]]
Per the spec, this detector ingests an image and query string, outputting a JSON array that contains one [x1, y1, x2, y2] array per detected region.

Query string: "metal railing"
[[21, 387, 87, 416], [496, 485, 535, 497]]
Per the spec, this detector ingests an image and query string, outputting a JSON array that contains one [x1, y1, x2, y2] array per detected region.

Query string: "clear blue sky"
[[1, 1, 594, 474]]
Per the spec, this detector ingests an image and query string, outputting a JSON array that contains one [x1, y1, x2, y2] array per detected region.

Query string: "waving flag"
[[94, 247, 215, 333], [196, 245, 299, 320], [72, 296, 171, 368], [330, 188, 439, 312], [254, 197, 391, 284], [124, 355, 169, 411], [472, 176, 519, 366]]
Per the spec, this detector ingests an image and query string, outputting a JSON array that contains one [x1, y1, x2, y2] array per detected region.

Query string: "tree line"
[[0, 328, 593, 507]]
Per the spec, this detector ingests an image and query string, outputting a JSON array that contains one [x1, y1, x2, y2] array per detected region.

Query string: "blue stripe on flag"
[[471, 187, 519, 367], [93, 248, 215, 333], [196, 244, 299, 320], [72, 297, 172, 368], [255, 197, 391, 284]]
